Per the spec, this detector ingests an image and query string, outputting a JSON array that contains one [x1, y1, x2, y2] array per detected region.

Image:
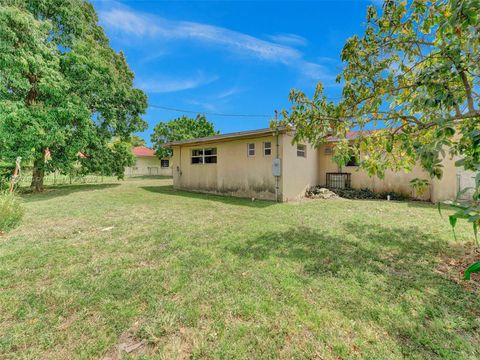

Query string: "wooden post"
[[9, 157, 21, 193]]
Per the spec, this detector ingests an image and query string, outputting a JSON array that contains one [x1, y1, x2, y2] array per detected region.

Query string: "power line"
[[149, 104, 273, 118]]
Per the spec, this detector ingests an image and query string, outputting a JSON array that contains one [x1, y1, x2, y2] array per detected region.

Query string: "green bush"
[[307, 186, 409, 201], [0, 161, 14, 191], [0, 191, 24, 232]]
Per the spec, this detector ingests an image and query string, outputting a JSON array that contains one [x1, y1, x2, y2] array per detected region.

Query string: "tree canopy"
[[130, 135, 146, 147], [0, 0, 147, 191], [278, 0, 479, 237], [151, 115, 218, 158]]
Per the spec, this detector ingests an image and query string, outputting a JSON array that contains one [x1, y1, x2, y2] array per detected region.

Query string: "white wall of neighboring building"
[[125, 156, 172, 177]]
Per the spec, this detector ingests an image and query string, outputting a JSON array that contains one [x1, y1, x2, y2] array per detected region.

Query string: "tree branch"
[[459, 70, 476, 113]]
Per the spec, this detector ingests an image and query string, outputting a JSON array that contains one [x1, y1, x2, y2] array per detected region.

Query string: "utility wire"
[[149, 104, 272, 118], [149, 96, 344, 118]]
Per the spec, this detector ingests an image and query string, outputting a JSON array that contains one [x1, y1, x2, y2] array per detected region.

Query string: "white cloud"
[[266, 33, 307, 47], [101, 8, 300, 64], [216, 86, 243, 99], [99, 6, 335, 81], [136, 72, 219, 93], [138, 50, 169, 65], [300, 62, 336, 82], [186, 99, 219, 112]]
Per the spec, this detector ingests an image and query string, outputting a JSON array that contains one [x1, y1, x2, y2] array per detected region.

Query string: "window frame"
[[297, 144, 306, 158], [346, 154, 359, 167], [191, 148, 217, 165], [263, 141, 272, 156], [160, 159, 170, 168], [247, 143, 255, 157]]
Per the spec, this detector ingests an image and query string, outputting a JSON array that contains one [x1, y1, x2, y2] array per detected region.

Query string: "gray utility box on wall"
[[272, 158, 281, 177]]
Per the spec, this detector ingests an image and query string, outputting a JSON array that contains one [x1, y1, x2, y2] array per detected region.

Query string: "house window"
[[161, 159, 169, 168], [263, 142, 272, 156], [346, 154, 359, 167], [191, 148, 217, 164], [297, 144, 306, 157], [204, 148, 217, 163], [247, 143, 255, 157]]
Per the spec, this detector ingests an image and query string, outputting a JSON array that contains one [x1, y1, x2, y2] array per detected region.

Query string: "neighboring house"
[[165, 127, 469, 203], [124, 146, 172, 177]]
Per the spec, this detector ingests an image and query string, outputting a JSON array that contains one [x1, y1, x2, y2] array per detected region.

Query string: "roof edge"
[[163, 126, 288, 147]]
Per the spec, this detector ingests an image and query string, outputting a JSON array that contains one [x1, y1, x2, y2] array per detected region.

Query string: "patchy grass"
[[1, 178, 479, 359]]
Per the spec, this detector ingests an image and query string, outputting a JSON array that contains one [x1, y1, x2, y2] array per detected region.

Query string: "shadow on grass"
[[20, 183, 121, 203], [141, 185, 275, 208], [228, 222, 479, 356]]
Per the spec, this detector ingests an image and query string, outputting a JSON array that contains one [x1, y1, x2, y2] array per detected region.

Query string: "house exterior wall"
[[281, 133, 320, 202], [171, 135, 281, 200], [125, 156, 172, 177], [318, 144, 459, 202], [456, 160, 477, 201], [168, 131, 464, 203], [431, 154, 457, 203]]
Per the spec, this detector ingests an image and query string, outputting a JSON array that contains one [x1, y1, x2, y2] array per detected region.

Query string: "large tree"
[[0, 0, 147, 191], [130, 135, 146, 147], [278, 0, 479, 241], [151, 115, 218, 158]]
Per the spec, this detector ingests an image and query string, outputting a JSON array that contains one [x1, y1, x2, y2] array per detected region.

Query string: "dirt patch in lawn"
[[437, 245, 480, 292], [103, 320, 148, 359]]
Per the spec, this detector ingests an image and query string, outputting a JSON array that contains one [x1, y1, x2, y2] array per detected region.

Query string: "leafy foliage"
[[464, 261, 480, 280], [307, 186, 408, 201], [0, 191, 24, 232], [0, 161, 15, 190], [277, 0, 480, 269], [151, 115, 218, 158], [130, 135, 146, 147], [0, 0, 147, 191]]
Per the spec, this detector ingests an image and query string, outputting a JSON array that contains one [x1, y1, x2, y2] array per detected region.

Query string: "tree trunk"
[[31, 158, 45, 192]]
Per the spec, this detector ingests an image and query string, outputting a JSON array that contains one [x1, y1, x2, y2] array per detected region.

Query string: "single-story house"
[[124, 146, 172, 177], [165, 127, 474, 203]]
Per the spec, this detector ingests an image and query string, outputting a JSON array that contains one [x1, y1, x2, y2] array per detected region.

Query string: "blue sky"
[[93, 0, 381, 145]]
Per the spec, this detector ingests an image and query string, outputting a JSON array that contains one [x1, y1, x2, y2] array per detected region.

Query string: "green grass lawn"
[[1, 178, 479, 359]]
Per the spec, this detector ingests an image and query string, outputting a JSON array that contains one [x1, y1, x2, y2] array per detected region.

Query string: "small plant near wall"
[[306, 186, 408, 201], [410, 178, 430, 198]]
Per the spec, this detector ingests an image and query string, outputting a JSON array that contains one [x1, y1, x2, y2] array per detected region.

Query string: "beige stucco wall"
[[169, 133, 462, 203], [125, 156, 172, 177], [171, 135, 281, 200], [318, 144, 429, 199], [318, 144, 460, 202], [456, 160, 477, 201], [281, 133, 320, 201], [431, 154, 457, 203]]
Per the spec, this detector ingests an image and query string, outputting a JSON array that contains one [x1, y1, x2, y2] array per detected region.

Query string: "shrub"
[[307, 186, 409, 201], [0, 161, 14, 191], [0, 191, 24, 232]]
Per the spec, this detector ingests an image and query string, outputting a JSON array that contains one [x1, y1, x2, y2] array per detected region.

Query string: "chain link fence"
[[1, 172, 120, 190]]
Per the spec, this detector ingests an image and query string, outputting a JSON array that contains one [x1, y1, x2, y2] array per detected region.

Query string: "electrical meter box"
[[272, 158, 281, 177]]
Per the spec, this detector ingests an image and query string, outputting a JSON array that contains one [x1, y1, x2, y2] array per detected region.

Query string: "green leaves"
[[449, 215, 458, 240], [0, 1, 147, 184], [151, 115, 218, 159], [278, 0, 480, 280], [464, 261, 480, 280]]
